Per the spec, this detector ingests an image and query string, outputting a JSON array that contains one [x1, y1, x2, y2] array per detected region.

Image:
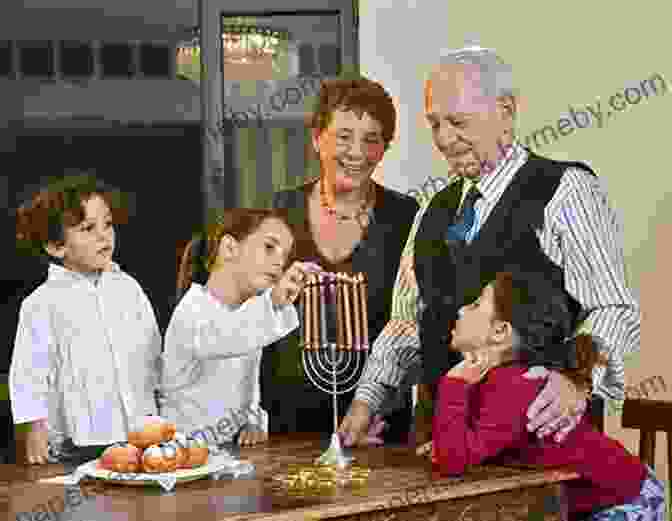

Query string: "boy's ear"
[[496, 94, 517, 122], [44, 241, 65, 259], [218, 234, 239, 260]]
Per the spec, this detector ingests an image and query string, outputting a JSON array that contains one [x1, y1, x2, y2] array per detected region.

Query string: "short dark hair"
[[15, 172, 129, 262], [310, 77, 396, 151]]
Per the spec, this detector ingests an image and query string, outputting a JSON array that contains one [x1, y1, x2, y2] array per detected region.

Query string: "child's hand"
[[271, 261, 323, 307], [416, 440, 432, 457], [238, 428, 268, 447], [23, 420, 50, 464], [445, 351, 491, 384], [416, 441, 437, 463]]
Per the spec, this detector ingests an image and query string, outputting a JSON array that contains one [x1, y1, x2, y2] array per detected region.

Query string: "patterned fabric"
[[586, 466, 666, 520], [354, 140, 641, 414], [445, 184, 481, 243]]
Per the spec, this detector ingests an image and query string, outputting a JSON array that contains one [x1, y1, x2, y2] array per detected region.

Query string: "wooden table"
[[5, 434, 579, 521]]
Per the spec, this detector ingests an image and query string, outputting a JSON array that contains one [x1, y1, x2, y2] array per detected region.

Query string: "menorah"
[[300, 272, 369, 468]]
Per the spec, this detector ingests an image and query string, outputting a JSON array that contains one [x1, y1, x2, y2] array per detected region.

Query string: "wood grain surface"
[[6, 433, 577, 521]]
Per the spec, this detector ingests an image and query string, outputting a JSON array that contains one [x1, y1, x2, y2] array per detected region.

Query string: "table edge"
[[221, 467, 580, 521]]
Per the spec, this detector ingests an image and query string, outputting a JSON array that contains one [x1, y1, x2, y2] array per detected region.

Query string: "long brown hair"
[[176, 208, 293, 302], [491, 271, 607, 391]]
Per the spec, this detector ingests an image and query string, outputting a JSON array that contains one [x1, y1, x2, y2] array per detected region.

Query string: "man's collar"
[[470, 139, 527, 200]]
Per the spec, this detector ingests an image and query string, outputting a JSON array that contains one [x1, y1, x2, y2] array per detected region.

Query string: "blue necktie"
[[445, 185, 481, 244]]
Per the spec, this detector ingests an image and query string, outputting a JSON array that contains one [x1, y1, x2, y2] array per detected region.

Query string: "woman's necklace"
[[319, 179, 375, 225]]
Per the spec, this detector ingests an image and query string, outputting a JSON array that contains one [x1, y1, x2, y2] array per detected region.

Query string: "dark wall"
[[2, 123, 204, 459], [10, 123, 204, 333]]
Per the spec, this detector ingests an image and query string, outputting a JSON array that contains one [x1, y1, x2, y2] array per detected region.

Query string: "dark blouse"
[[260, 178, 419, 441]]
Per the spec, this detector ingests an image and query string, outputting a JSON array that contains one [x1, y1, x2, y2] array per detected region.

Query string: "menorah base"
[[315, 433, 354, 469]]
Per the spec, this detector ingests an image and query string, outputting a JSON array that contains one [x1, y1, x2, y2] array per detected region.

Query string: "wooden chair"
[[621, 398, 672, 502]]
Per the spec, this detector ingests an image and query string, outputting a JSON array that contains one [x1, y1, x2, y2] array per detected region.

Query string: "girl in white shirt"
[[159, 209, 320, 447], [10, 174, 162, 465]]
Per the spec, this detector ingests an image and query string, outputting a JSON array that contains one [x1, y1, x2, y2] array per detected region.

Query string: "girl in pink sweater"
[[430, 271, 665, 521]]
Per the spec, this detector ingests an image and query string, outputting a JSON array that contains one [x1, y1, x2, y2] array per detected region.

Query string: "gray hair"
[[436, 42, 514, 100]]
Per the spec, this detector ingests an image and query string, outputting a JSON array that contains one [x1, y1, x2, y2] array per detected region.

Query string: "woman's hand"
[[523, 367, 588, 443], [445, 351, 492, 384], [271, 261, 323, 307], [238, 427, 268, 447]]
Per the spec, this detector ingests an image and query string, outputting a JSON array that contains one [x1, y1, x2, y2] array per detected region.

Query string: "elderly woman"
[[260, 77, 419, 442]]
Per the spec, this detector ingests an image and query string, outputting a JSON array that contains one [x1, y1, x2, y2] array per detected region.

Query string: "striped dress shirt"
[[354, 140, 641, 414]]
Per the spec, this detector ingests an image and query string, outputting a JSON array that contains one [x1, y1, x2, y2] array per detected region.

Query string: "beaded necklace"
[[319, 177, 375, 228]]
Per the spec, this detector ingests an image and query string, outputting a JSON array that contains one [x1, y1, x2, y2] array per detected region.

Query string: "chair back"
[[621, 398, 672, 503]]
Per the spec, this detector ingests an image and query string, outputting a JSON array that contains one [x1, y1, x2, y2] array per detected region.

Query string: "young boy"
[[10, 174, 162, 465]]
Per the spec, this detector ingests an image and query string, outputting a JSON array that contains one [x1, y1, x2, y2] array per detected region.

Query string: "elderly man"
[[338, 44, 640, 449]]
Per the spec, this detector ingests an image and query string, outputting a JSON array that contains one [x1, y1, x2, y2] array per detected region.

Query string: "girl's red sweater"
[[432, 365, 646, 515]]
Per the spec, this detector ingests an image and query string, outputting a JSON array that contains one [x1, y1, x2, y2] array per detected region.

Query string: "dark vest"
[[414, 151, 596, 383]]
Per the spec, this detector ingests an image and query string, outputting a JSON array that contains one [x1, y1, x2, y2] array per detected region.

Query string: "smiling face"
[[313, 108, 386, 192], [45, 194, 115, 274], [425, 63, 514, 179], [217, 217, 295, 299]]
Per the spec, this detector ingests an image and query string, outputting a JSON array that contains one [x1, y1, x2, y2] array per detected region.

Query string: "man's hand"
[[523, 367, 588, 443], [238, 427, 268, 447], [22, 420, 49, 465], [338, 400, 374, 447]]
